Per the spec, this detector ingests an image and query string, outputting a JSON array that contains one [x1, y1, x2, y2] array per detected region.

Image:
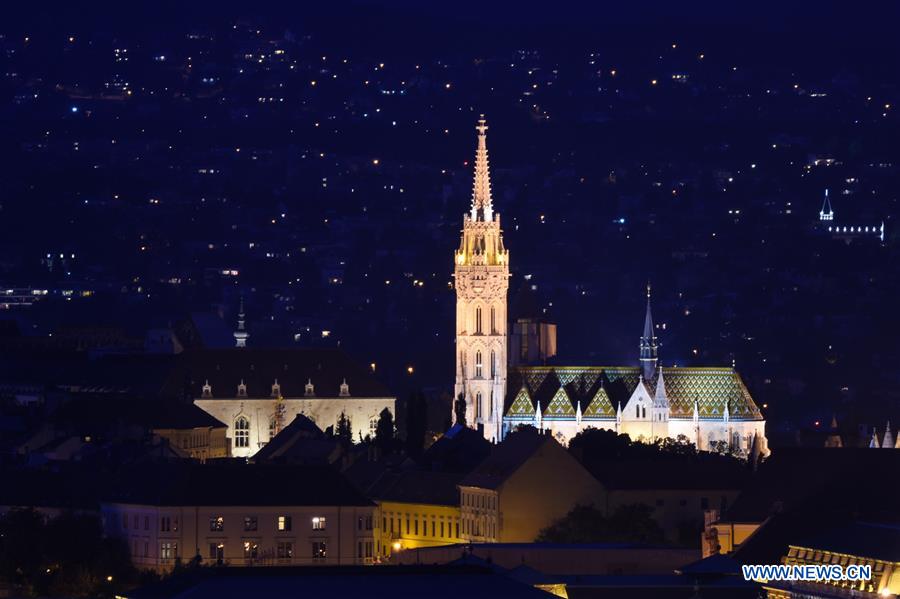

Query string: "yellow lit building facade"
[[378, 501, 463, 557]]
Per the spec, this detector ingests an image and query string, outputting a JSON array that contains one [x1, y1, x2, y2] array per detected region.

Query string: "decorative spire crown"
[[470, 115, 494, 222]]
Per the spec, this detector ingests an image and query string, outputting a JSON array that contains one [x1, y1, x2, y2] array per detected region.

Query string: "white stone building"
[[188, 348, 396, 458], [451, 117, 768, 454]]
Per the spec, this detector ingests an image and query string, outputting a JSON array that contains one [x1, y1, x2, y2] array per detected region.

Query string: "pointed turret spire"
[[882, 422, 894, 449], [640, 282, 659, 380], [869, 428, 880, 448], [576, 400, 582, 425], [654, 367, 669, 408], [234, 295, 249, 348], [470, 115, 494, 222], [819, 188, 834, 221], [535, 399, 542, 430]]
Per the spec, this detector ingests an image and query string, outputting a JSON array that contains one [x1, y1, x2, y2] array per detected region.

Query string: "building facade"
[[189, 349, 395, 458], [453, 116, 509, 443], [101, 464, 379, 572], [458, 431, 607, 543]]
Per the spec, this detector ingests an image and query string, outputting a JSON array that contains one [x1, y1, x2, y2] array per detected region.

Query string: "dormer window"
[[339, 378, 350, 397], [237, 380, 247, 398], [271, 379, 281, 398], [201, 380, 213, 398], [305, 379, 315, 397]]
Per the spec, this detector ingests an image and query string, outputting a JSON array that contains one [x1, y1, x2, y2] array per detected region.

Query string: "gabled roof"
[[583, 385, 615, 418], [506, 386, 535, 418], [251, 414, 340, 464], [171, 348, 393, 400], [368, 469, 463, 506], [459, 429, 557, 490], [505, 366, 762, 420], [544, 387, 575, 419]]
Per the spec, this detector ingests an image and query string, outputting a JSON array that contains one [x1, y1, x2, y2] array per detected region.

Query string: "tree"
[[536, 503, 666, 545], [335, 411, 353, 445], [405, 391, 428, 456], [454, 392, 467, 427], [374, 408, 395, 453]]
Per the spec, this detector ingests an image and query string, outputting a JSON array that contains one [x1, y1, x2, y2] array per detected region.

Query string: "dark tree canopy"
[[536, 503, 666, 545]]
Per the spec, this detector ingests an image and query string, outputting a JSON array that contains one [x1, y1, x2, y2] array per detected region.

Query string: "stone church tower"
[[453, 116, 509, 442]]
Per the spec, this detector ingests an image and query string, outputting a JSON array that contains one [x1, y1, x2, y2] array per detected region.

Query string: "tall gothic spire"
[[819, 188, 834, 221], [234, 295, 249, 348], [640, 282, 658, 380], [470, 115, 494, 222]]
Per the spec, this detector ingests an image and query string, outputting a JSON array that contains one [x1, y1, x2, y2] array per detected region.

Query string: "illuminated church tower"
[[453, 116, 509, 442]]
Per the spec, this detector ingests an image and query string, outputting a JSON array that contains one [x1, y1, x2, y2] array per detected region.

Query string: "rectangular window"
[[133, 515, 139, 529], [123, 513, 128, 529], [160, 516, 171, 532], [358, 516, 363, 531], [312, 516, 326, 531], [277, 515, 292, 532], [405, 516, 410, 534], [243, 541, 259, 560], [366, 516, 373, 530], [277, 542, 294, 559], [431, 521, 435, 537], [143, 541, 149, 557], [414, 519, 419, 535], [209, 543, 224, 562], [243, 516, 258, 532], [383, 517, 387, 531], [160, 542, 177, 560], [441, 521, 445, 538], [210, 516, 224, 532], [144, 516, 150, 531], [312, 541, 327, 560], [456, 522, 459, 538]]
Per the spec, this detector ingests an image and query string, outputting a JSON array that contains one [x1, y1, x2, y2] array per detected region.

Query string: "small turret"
[[234, 296, 249, 348]]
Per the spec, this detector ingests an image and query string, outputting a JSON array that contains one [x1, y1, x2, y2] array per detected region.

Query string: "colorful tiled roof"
[[504, 366, 762, 421], [582, 385, 615, 418], [544, 387, 575, 419], [507, 386, 535, 417]]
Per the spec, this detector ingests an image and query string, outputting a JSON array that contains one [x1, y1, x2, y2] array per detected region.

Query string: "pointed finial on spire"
[[470, 115, 494, 222], [234, 295, 249, 348], [640, 282, 658, 380]]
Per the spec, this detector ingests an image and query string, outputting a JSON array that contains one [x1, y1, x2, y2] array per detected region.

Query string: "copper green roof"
[[504, 366, 762, 421]]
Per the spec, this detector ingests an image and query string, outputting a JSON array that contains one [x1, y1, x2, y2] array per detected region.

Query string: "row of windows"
[[462, 350, 499, 380], [473, 306, 500, 335], [384, 513, 459, 539], [462, 516, 496, 539], [233, 414, 383, 448], [463, 493, 497, 510], [209, 515, 326, 532]]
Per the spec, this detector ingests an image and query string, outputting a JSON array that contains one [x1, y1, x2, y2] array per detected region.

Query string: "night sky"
[[2, 0, 899, 437]]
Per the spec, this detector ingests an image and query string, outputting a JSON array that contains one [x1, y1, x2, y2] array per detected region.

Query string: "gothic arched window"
[[490, 307, 496, 334], [475, 307, 483, 334], [475, 351, 483, 378], [268, 415, 277, 441], [475, 392, 482, 419], [234, 416, 250, 448], [635, 405, 640, 418], [490, 350, 496, 379]]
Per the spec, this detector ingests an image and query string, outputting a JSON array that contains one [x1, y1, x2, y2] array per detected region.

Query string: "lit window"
[[243, 541, 259, 560], [277, 515, 292, 531], [160, 542, 177, 560], [312, 516, 326, 531], [234, 416, 250, 448], [209, 516, 224, 532]]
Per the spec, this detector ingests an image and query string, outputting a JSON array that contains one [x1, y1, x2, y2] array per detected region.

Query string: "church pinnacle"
[[640, 282, 658, 380], [470, 115, 494, 222], [234, 296, 249, 348]]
